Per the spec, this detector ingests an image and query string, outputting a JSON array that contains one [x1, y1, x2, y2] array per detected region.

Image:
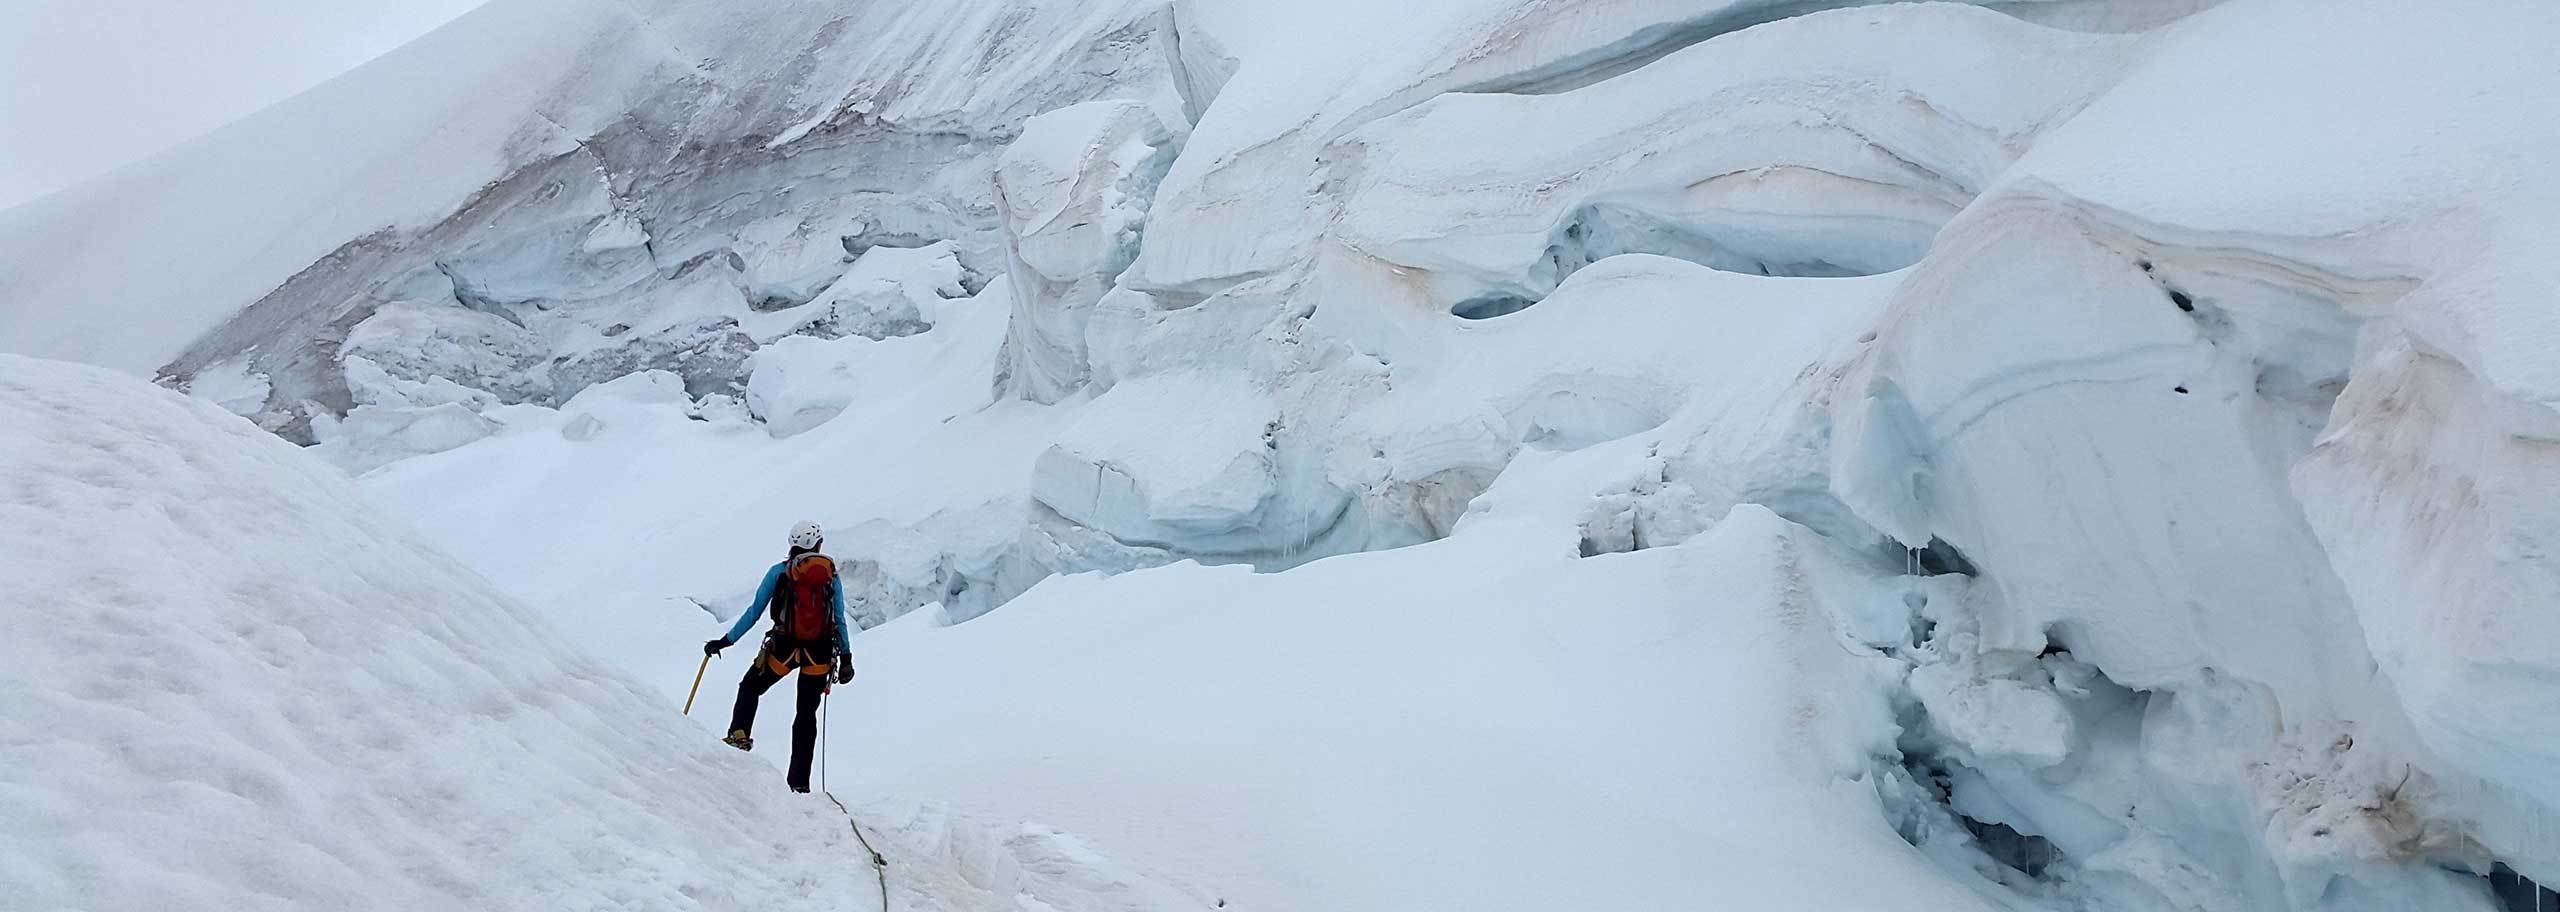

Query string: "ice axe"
[[682, 653, 710, 715]]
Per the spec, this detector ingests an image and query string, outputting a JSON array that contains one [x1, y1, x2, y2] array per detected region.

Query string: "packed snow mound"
[[0, 355, 886, 910]]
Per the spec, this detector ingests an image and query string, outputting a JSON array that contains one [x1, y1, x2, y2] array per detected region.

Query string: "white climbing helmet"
[[788, 520, 824, 550]]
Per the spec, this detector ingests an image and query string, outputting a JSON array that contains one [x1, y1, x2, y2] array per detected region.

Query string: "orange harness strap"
[[763, 645, 834, 677]]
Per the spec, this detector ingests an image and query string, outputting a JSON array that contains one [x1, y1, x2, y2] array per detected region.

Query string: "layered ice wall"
[[0, 0, 1182, 445], [1023, 5, 2143, 580], [994, 100, 1180, 403], [1821, 2, 2560, 908]]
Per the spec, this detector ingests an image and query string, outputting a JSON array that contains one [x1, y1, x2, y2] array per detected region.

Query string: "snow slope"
[[0, 354, 1206, 912]]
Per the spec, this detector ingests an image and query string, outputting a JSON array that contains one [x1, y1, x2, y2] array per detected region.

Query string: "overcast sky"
[[0, 0, 490, 210]]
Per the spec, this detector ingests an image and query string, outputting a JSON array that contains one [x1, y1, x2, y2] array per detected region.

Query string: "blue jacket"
[[722, 557, 852, 656]]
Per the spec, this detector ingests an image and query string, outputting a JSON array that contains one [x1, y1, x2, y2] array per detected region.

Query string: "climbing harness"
[[683, 654, 711, 715], [821, 687, 890, 912]]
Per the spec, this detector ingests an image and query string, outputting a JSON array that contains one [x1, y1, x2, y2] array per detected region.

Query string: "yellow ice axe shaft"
[[682, 653, 711, 715]]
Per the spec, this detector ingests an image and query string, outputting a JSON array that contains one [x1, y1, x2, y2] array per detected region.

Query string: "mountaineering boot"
[[728, 651, 786, 753], [791, 783, 810, 794]]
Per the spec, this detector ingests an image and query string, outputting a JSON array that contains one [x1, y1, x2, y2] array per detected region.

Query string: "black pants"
[[726, 640, 834, 790]]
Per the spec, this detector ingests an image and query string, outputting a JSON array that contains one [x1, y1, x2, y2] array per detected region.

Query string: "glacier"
[[6, 0, 2560, 909]]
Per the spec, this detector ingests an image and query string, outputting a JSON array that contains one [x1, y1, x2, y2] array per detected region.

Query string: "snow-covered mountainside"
[[0, 354, 1226, 911], [7, 0, 2560, 909]]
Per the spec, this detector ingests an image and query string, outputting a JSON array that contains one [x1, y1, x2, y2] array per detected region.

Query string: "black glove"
[[831, 661, 855, 684], [704, 637, 731, 656]]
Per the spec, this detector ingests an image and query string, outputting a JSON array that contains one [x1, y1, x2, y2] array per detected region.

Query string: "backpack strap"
[[767, 557, 799, 625]]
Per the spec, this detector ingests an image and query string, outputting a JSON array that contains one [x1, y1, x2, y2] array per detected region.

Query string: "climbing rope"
[[821, 688, 890, 912]]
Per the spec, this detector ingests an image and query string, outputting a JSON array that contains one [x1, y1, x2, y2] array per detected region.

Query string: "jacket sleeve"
[[724, 563, 783, 643], [829, 578, 853, 657]]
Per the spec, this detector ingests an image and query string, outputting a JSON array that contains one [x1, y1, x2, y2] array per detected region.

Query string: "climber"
[[704, 520, 856, 793]]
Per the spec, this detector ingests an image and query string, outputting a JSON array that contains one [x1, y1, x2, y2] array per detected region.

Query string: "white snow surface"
[[0, 355, 871, 909], [362, 277, 1060, 629], [0, 354, 1227, 912], [840, 464, 1997, 912], [11, 0, 2560, 910]]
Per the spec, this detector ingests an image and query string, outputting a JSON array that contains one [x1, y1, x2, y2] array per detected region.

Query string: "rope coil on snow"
[[822, 690, 889, 912]]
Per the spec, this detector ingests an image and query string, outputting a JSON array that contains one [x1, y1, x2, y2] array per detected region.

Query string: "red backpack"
[[768, 553, 838, 644]]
